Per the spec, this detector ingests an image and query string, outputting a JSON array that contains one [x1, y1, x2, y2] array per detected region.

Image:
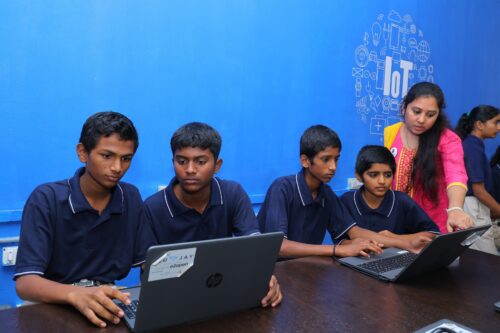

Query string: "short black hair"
[[300, 125, 342, 159], [79, 111, 139, 152], [170, 122, 222, 159], [355, 145, 396, 175]]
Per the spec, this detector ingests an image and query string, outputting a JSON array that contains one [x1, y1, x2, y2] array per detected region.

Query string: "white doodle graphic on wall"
[[353, 10, 434, 137]]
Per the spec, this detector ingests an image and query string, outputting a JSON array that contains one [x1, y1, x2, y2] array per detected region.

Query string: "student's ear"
[[76, 143, 89, 163], [355, 172, 364, 183], [214, 158, 223, 174], [474, 120, 485, 131], [300, 154, 311, 169]]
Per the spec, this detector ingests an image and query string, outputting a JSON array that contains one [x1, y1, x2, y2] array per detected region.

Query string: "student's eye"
[[426, 112, 436, 118], [321, 157, 330, 163], [412, 108, 421, 114], [384, 172, 393, 178], [197, 159, 207, 165], [101, 153, 111, 159], [122, 156, 132, 162], [176, 158, 187, 165], [367, 172, 377, 178]]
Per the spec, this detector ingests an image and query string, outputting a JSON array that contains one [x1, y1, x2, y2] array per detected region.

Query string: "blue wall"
[[1, 0, 499, 307]]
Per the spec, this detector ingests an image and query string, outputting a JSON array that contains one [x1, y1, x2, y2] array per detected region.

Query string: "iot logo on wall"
[[352, 10, 434, 137]]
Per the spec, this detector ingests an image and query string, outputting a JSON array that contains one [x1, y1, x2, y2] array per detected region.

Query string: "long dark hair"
[[402, 82, 449, 204], [455, 105, 499, 140]]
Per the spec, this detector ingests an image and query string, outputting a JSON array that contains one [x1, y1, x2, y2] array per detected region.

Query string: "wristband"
[[446, 206, 463, 213], [333, 244, 338, 257]]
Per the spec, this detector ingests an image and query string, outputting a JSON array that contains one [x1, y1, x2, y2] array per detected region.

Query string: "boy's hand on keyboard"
[[67, 285, 131, 328], [407, 235, 433, 254], [337, 238, 383, 257]]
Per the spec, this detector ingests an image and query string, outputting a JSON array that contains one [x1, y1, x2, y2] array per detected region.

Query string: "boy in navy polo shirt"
[[258, 125, 432, 258], [340, 145, 438, 238], [144, 122, 282, 307], [14, 112, 154, 328]]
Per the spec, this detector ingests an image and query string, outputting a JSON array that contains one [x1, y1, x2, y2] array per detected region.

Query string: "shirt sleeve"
[[463, 140, 487, 184], [438, 130, 468, 189], [257, 181, 291, 237], [327, 193, 357, 241], [14, 187, 54, 279], [400, 193, 440, 233], [230, 184, 261, 236]]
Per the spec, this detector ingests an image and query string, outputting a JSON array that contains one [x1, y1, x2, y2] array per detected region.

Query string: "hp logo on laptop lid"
[[206, 273, 223, 288]]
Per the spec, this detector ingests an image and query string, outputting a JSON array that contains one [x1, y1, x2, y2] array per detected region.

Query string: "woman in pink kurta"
[[384, 82, 472, 233]]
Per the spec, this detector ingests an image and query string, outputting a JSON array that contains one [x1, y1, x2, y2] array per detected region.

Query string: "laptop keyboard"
[[118, 300, 139, 320], [358, 252, 418, 274]]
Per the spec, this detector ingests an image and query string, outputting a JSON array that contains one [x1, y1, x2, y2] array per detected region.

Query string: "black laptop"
[[337, 225, 490, 282], [114, 232, 283, 332]]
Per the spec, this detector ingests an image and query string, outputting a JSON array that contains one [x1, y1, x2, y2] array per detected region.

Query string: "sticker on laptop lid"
[[148, 248, 196, 282]]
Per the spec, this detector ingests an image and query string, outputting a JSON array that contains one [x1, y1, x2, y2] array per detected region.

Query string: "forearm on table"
[[16, 274, 80, 305], [279, 238, 333, 257]]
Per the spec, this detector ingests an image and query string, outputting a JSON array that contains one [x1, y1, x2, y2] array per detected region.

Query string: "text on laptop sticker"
[[148, 248, 197, 281]]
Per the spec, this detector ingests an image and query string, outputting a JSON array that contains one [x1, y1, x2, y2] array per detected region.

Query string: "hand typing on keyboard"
[[67, 285, 132, 328], [335, 238, 383, 257]]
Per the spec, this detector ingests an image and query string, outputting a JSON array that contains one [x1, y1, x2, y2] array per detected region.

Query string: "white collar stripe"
[[163, 188, 174, 218], [67, 179, 76, 214], [387, 190, 395, 217], [295, 173, 306, 206], [353, 190, 362, 216], [117, 184, 124, 208], [214, 178, 224, 205]]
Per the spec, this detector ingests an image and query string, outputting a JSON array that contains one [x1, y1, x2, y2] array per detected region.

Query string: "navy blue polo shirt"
[[257, 169, 356, 244], [463, 135, 494, 196], [14, 168, 155, 284], [340, 187, 439, 234], [144, 177, 260, 245]]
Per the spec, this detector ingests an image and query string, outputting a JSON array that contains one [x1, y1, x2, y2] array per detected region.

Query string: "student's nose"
[[186, 161, 196, 174], [110, 158, 122, 174], [328, 159, 337, 172], [377, 174, 385, 184], [416, 114, 425, 124]]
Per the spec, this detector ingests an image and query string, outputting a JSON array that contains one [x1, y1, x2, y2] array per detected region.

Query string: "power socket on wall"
[[2, 246, 18, 266]]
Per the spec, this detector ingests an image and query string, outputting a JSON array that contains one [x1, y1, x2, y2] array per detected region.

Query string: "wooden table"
[[2, 249, 499, 333]]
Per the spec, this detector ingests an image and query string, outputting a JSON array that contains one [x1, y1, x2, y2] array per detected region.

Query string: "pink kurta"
[[384, 122, 468, 233]]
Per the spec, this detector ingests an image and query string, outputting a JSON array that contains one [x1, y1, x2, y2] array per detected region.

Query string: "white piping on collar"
[[353, 189, 362, 216], [213, 177, 224, 205], [68, 179, 124, 214], [163, 188, 174, 218], [354, 188, 395, 218], [67, 179, 76, 214], [116, 184, 124, 208], [386, 190, 395, 217], [295, 173, 306, 206]]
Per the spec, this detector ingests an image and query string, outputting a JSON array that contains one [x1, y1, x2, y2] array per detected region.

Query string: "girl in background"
[[456, 105, 500, 254], [384, 82, 473, 234]]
